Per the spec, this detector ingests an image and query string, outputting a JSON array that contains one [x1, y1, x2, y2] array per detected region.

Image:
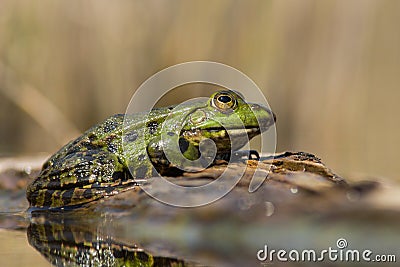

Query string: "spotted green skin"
[[27, 90, 275, 208]]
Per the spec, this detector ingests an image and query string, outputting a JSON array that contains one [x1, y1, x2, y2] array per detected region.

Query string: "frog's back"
[[26, 114, 139, 208]]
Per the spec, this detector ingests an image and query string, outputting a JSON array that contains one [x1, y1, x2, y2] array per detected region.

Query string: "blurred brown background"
[[0, 0, 399, 180]]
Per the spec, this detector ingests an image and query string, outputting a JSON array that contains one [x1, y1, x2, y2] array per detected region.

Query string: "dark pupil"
[[218, 95, 231, 103]]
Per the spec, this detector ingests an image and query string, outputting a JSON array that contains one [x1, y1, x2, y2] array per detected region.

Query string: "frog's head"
[[181, 90, 276, 152]]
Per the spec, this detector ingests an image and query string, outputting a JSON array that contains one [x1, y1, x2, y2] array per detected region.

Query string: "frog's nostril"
[[272, 112, 276, 123]]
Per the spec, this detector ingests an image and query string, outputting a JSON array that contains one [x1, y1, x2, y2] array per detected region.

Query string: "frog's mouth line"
[[226, 127, 260, 135], [183, 127, 261, 141], [207, 126, 260, 136]]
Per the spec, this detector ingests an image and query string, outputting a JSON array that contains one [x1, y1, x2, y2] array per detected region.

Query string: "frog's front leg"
[[146, 134, 202, 174]]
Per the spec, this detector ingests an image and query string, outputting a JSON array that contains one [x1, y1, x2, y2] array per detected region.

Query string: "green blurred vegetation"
[[0, 0, 399, 180]]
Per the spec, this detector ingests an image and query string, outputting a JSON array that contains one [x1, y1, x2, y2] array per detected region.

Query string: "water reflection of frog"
[[27, 213, 187, 266]]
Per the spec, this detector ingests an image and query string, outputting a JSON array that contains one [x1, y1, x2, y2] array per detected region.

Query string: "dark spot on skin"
[[105, 187, 115, 194], [147, 121, 158, 135], [117, 157, 125, 165], [112, 171, 131, 182], [179, 137, 189, 153], [103, 120, 118, 133], [113, 248, 125, 258], [125, 131, 138, 142], [111, 171, 122, 182], [138, 154, 146, 161], [61, 190, 73, 205], [43, 189, 55, 207], [168, 107, 174, 110], [41, 161, 50, 170], [167, 132, 175, 136], [107, 143, 118, 153], [28, 193, 37, 206], [90, 182, 101, 188], [136, 165, 148, 178], [82, 142, 98, 151], [65, 145, 83, 156], [88, 133, 97, 141], [136, 251, 150, 262], [83, 189, 94, 199]]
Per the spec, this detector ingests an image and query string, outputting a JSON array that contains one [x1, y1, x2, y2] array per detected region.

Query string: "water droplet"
[[290, 187, 298, 194], [24, 166, 32, 175]]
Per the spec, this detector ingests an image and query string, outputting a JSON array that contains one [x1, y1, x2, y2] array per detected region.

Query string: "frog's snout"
[[250, 103, 276, 130], [260, 109, 276, 130]]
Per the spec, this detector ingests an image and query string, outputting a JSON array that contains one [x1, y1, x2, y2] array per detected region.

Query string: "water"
[[1, 154, 399, 266], [0, 181, 399, 266]]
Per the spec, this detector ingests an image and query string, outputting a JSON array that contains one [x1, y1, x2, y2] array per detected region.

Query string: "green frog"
[[26, 90, 275, 208]]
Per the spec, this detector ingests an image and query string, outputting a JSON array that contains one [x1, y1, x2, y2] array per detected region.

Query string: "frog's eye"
[[212, 92, 237, 111]]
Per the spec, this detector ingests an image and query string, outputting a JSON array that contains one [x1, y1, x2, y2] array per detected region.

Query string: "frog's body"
[[27, 91, 275, 208]]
